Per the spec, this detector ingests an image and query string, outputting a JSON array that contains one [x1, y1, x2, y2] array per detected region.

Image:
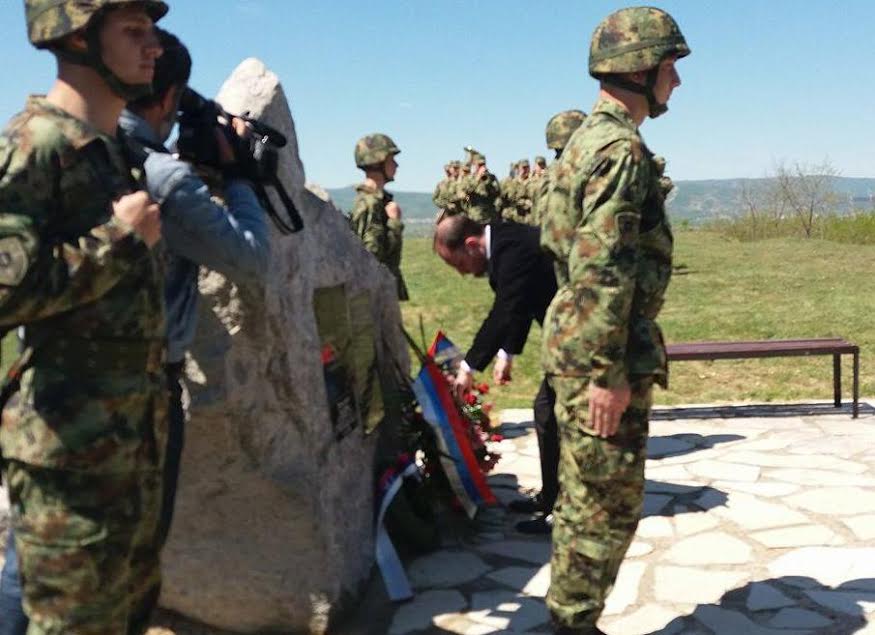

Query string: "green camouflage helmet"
[[534, 155, 547, 167], [589, 6, 690, 77], [354, 133, 400, 169], [545, 110, 587, 150], [26, 0, 169, 48], [517, 159, 530, 168]]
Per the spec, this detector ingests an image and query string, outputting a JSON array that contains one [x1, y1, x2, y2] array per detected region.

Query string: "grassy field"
[[401, 230, 875, 410]]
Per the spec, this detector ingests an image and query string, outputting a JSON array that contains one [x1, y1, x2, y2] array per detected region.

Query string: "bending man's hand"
[[588, 382, 631, 438], [493, 356, 512, 385], [453, 367, 474, 401]]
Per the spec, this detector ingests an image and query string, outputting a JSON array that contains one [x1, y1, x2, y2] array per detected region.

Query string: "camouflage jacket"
[[541, 98, 673, 388], [502, 178, 535, 225], [460, 170, 502, 224], [532, 166, 555, 230], [351, 182, 408, 300], [0, 96, 166, 472], [432, 177, 464, 217]]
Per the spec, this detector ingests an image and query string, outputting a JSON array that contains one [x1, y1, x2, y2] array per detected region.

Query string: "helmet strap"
[[602, 66, 667, 119]]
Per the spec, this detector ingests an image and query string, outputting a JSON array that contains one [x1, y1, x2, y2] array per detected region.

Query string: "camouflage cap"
[[545, 109, 587, 150], [470, 151, 486, 165], [517, 159, 530, 168], [449, 160, 461, 168], [27, 0, 169, 48], [534, 155, 547, 166], [589, 6, 690, 77], [354, 133, 400, 169]]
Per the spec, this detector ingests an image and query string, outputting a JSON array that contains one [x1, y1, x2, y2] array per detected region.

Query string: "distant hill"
[[326, 176, 875, 233], [668, 176, 875, 222]]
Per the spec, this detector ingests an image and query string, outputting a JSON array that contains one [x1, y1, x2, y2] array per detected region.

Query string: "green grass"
[[401, 231, 875, 409]]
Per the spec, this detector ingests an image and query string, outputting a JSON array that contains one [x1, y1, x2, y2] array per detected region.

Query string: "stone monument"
[[158, 58, 409, 633]]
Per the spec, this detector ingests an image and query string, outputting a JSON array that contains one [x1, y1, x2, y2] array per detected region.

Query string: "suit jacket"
[[466, 222, 558, 371]]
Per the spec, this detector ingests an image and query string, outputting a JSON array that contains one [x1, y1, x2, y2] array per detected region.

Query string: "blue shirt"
[[118, 110, 270, 363]]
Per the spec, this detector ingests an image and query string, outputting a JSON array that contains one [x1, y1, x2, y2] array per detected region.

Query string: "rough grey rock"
[[158, 58, 409, 633]]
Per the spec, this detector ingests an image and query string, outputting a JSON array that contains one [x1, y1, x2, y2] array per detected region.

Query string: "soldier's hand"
[[386, 201, 402, 220], [113, 191, 162, 248], [588, 382, 631, 438], [493, 357, 512, 385]]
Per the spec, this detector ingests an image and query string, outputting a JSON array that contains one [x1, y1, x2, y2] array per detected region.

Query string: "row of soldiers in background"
[[499, 156, 547, 225], [432, 147, 503, 224], [430, 111, 592, 228], [432, 108, 675, 231]]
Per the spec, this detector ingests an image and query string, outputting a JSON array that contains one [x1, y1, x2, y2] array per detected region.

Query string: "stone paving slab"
[[383, 402, 875, 635]]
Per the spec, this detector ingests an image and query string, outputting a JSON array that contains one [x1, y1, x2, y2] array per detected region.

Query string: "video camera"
[[176, 87, 303, 234]]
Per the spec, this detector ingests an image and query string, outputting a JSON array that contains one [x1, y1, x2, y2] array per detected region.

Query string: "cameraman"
[[125, 27, 270, 546], [0, 27, 270, 635]]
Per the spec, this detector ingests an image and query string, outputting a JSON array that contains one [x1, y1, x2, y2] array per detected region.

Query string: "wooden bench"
[[666, 338, 860, 418]]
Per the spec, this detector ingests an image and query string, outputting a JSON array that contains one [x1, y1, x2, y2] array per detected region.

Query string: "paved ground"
[[3, 401, 875, 634], [379, 401, 875, 635]]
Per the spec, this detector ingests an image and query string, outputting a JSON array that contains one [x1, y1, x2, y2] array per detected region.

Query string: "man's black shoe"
[[552, 625, 606, 635], [508, 494, 543, 514], [515, 513, 553, 535]]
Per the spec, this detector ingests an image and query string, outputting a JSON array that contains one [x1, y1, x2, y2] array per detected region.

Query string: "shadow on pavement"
[[647, 576, 875, 634], [643, 482, 727, 517], [648, 432, 745, 459], [653, 402, 873, 420]]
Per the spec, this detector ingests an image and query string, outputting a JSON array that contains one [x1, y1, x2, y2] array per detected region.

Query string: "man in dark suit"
[[433, 215, 559, 534]]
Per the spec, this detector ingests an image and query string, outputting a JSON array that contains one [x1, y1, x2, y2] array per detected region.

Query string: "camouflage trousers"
[[546, 375, 653, 632], [4, 461, 163, 635]]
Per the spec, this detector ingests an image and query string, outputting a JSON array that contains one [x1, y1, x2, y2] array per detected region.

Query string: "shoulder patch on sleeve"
[[0, 236, 29, 286]]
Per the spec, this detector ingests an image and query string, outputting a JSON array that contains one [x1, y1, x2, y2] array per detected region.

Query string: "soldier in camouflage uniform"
[[532, 110, 587, 233], [458, 147, 502, 224], [540, 7, 689, 633], [0, 1, 168, 633], [498, 161, 518, 221], [523, 156, 549, 227], [432, 162, 453, 212], [350, 133, 408, 300], [433, 161, 465, 220], [510, 159, 536, 225]]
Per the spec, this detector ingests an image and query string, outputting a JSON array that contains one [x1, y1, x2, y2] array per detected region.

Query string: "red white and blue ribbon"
[[412, 332, 497, 519], [375, 458, 420, 601]]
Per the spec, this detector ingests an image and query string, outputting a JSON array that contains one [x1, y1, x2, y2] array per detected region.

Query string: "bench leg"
[[853, 351, 859, 419], [833, 354, 842, 408]]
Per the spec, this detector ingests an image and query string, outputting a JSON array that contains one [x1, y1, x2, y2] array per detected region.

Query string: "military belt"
[[28, 336, 166, 374]]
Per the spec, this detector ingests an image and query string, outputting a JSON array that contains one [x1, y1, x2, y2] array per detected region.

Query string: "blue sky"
[[1, 1, 873, 192]]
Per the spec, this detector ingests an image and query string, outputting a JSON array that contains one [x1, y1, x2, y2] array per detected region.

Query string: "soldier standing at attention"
[[433, 162, 453, 212], [524, 156, 549, 227], [460, 146, 502, 224], [512, 159, 534, 224], [351, 134, 408, 300], [540, 7, 689, 634], [534, 110, 587, 235], [0, 1, 168, 633]]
